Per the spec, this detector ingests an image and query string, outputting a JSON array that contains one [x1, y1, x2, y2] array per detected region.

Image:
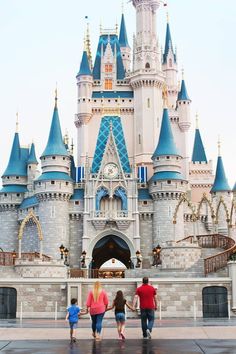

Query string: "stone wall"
[[0, 277, 232, 319]]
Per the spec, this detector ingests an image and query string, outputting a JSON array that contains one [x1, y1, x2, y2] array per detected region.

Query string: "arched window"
[[145, 62, 150, 69], [169, 58, 172, 67]]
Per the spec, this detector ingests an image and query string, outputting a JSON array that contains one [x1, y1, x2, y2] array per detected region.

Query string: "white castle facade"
[[0, 0, 235, 282]]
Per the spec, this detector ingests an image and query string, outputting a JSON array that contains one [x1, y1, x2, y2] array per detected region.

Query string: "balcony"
[[91, 210, 132, 231]]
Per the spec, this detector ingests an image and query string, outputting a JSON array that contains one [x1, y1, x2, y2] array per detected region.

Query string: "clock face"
[[103, 163, 119, 179]]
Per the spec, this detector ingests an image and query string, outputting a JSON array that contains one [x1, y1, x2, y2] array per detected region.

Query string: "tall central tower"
[[130, 0, 165, 176]]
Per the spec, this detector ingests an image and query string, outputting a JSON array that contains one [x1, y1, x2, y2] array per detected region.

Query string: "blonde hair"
[[92, 281, 102, 302]]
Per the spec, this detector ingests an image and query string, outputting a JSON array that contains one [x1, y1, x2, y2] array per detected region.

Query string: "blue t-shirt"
[[67, 305, 80, 323]]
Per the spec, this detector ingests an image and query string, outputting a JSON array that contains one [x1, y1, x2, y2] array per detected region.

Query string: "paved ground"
[[1, 319, 236, 353]]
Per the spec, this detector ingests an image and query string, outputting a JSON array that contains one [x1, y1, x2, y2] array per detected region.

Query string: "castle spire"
[[119, 12, 129, 47], [77, 50, 92, 77], [163, 17, 176, 64], [41, 92, 69, 158], [211, 142, 230, 193], [27, 142, 38, 165], [191, 114, 207, 163], [152, 108, 179, 159], [84, 21, 92, 68], [177, 76, 191, 101]]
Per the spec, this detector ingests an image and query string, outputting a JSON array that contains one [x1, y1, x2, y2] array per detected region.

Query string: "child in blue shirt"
[[66, 298, 86, 343]]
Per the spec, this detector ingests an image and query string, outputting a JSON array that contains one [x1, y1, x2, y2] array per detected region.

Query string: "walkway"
[[1, 319, 236, 353]]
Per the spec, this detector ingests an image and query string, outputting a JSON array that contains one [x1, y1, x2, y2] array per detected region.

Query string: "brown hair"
[[114, 290, 125, 309]]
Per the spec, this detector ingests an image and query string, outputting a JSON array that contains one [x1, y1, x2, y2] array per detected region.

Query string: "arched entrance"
[[92, 235, 131, 269], [0, 288, 17, 319], [202, 286, 228, 318]]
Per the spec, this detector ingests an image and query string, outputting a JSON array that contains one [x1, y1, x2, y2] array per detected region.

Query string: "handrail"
[[177, 234, 236, 275], [0, 252, 51, 266]]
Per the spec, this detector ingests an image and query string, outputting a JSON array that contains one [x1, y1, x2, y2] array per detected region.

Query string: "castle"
[[0, 0, 234, 270]]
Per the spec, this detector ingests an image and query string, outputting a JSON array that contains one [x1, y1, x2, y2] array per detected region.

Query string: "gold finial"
[[100, 19, 102, 34], [115, 21, 118, 35], [217, 135, 221, 156], [84, 21, 92, 68], [195, 112, 199, 129], [162, 83, 168, 108], [122, 0, 124, 14], [166, 12, 169, 23], [55, 84, 58, 108], [16, 112, 19, 133], [70, 138, 74, 155], [181, 67, 184, 80]]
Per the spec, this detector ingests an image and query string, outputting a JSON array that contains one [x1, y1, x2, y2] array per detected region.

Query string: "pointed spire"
[[84, 22, 93, 68], [41, 93, 69, 158], [163, 19, 176, 64], [2, 131, 26, 177], [152, 108, 179, 159], [77, 50, 92, 77], [211, 142, 230, 192], [16, 112, 19, 133], [119, 13, 129, 47], [27, 142, 38, 164], [192, 114, 207, 163], [177, 75, 191, 101]]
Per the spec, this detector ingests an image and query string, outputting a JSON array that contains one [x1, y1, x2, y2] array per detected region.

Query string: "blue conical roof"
[[177, 79, 190, 101], [27, 143, 38, 164], [163, 22, 176, 64], [77, 51, 92, 77], [2, 132, 28, 177], [211, 156, 230, 193], [41, 103, 69, 158], [152, 108, 180, 158], [119, 14, 129, 47], [192, 129, 207, 163]]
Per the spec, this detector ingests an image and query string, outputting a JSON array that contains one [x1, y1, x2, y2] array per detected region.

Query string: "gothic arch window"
[[95, 187, 109, 210], [169, 58, 172, 67], [114, 187, 127, 210], [145, 62, 150, 69]]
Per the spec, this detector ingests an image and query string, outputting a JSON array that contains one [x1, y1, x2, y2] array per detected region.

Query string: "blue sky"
[[0, 0, 235, 185]]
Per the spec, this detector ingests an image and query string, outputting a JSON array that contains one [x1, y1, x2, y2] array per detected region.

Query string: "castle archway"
[[91, 235, 131, 269]]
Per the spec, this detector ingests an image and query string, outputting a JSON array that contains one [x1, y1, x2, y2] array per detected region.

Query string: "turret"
[[211, 141, 231, 235], [189, 115, 214, 202], [176, 72, 191, 179], [162, 15, 178, 109], [27, 142, 38, 194], [149, 108, 187, 245], [75, 50, 93, 166], [35, 92, 73, 259], [0, 121, 28, 252], [119, 12, 131, 73]]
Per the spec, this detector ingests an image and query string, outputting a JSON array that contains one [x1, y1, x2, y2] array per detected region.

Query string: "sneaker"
[[72, 337, 76, 343], [146, 329, 151, 339]]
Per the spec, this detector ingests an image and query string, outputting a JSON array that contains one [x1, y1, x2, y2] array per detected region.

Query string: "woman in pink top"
[[86, 281, 108, 340]]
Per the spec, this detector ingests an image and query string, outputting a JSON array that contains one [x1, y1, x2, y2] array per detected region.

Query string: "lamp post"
[[59, 244, 65, 260], [135, 250, 142, 268], [152, 244, 161, 267], [64, 248, 69, 266], [80, 251, 87, 268], [12, 250, 17, 265]]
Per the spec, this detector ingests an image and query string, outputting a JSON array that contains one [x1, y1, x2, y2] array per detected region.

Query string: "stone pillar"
[[228, 261, 236, 310]]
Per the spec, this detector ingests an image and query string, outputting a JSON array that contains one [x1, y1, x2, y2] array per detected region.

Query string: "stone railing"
[[93, 210, 129, 219], [0, 252, 51, 266], [178, 234, 236, 275]]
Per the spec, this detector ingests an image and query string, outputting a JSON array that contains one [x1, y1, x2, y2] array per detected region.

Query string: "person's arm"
[[86, 292, 92, 313], [65, 309, 69, 321], [126, 301, 135, 311], [132, 294, 139, 309], [154, 295, 158, 310], [106, 300, 115, 312], [104, 291, 109, 311], [79, 309, 88, 316]]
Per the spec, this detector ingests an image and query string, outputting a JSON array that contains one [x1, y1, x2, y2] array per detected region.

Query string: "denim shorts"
[[115, 312, 126, 322], [69, 322, 77, 329]]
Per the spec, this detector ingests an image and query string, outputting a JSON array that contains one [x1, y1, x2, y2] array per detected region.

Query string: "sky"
[[0, 0, 236, 186]]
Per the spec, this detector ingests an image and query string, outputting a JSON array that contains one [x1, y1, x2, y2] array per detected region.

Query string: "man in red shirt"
[[133, 277, 157, 339]]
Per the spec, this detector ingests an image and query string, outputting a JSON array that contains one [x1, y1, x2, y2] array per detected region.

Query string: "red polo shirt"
[[136, 284, 156, 309]]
